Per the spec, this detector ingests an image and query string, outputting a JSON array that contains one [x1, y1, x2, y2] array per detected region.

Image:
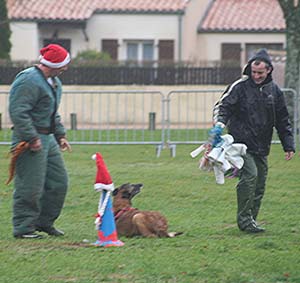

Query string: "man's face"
[[251, 61, 271, 85]]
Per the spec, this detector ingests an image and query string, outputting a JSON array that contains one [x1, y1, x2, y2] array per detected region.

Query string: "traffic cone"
[[94, 191, 124, 247], [92, 153, 124, 247]]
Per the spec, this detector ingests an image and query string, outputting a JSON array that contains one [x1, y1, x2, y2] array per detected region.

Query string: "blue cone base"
[[94, 191, 124, 247], [93, 239, 124, 247]]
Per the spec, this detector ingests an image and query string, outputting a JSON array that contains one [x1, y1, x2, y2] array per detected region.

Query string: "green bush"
[[72, 49, 112, 66]]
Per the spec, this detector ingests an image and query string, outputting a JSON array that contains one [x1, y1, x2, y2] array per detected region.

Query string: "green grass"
[[0, 144, 300, 283], [0, 128, 281, 144], [0, 128, 209, 143]]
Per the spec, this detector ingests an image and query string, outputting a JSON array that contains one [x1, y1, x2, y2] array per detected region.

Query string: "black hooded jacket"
[[214, 49, 295, 156]]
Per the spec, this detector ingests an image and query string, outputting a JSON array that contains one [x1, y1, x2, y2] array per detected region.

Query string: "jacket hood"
[[242, 48, 274, 82]]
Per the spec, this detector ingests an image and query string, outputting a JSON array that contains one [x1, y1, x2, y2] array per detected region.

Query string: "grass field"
[[0, 144, 300, 283]]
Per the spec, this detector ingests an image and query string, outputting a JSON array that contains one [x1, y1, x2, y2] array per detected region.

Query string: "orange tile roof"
[[94, 0, 188, 13], [199, 0, 285, 32], [7, 0, 188, 22]]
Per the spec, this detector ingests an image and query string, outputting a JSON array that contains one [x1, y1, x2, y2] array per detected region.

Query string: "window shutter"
[[158, 40, 174, 61], [221, 43, 241, 66], [102, 39, 118, 60]]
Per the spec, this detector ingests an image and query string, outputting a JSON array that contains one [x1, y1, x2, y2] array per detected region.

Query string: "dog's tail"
[[168, 231, 184, 237]]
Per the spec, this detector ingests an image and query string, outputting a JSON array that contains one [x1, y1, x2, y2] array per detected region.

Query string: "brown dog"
[[112, 183, 182, 238]]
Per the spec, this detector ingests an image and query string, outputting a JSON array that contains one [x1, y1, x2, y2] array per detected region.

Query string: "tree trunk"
[[278, 0, 300, 92], [278, 0, 300, 132]]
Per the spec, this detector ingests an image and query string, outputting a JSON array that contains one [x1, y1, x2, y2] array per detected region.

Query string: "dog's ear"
[[112, 188, 119, 196]]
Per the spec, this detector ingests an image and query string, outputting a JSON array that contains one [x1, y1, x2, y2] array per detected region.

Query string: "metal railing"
[[0, 88, 298, 156]]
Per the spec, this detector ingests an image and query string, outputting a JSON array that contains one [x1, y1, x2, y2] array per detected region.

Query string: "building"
[[7, 0, 286, 70]]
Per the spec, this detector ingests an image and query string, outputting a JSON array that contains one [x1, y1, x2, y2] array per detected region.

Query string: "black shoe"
[[14, 232, 44, 239], [243, 224, 265, 234], [36, 226, 64, 236]]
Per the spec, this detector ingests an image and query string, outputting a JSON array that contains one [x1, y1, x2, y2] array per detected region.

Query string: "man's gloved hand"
[[208, 122, 225, 147]]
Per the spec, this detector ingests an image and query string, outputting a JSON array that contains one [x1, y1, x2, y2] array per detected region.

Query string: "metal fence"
[[0, 65, 241, 85], [0, 88, 298, 156]]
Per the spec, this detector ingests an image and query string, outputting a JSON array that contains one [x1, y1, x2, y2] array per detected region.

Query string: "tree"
[[0, 0, 11, 59], [278, 0, 300, 92]]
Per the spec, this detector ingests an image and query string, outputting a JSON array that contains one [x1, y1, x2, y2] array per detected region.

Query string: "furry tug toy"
[[6, 141, 30, 185], [190, 134, 247, 184]]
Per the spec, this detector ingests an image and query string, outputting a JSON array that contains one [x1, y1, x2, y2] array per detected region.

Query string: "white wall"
[[10, 22, 39, 60], [86, 14, 180, 60]]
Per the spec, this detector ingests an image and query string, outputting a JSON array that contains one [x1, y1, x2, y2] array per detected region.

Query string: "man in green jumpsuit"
[[9, 44, 72, 239]]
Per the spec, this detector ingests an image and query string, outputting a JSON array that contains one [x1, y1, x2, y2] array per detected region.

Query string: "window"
[[125, 41, 154, 65], [245, 43, 284, 61], [127, 43, 139, 61], [143, 43, 154, 61]]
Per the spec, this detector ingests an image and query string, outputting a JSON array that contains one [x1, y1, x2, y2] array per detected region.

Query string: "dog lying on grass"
[[112, 183, 183, 238]]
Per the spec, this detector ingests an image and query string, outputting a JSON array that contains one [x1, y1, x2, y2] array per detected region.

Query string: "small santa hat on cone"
[[39, 44, 71, 68], [92, 153, 115, 192]]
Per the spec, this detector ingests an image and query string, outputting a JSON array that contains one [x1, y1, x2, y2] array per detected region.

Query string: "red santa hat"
[[92, 153, 115, 192], [39, 44, 71, 68]]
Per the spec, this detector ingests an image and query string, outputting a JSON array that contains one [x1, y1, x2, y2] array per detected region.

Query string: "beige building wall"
[[182, 0, 211, 62]]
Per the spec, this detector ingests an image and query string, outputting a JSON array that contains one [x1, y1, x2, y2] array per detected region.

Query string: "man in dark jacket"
[[211, 49, 295, 233]]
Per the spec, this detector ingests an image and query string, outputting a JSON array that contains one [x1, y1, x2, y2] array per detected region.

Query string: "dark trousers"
[[12, 134, 68, 237], [236, 152, 268, 230]]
